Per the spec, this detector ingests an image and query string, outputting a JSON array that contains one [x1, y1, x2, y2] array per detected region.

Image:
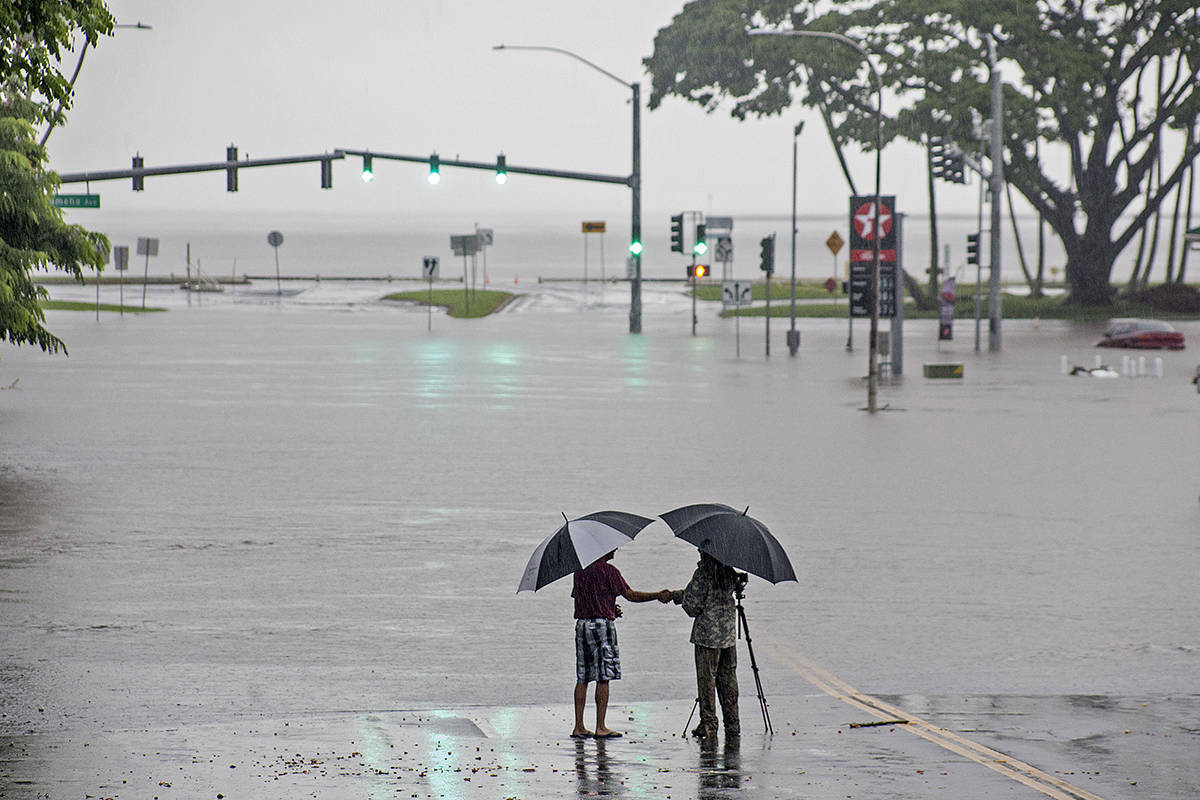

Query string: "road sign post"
[[422, 256, 439, 331], [723, 280, 752, 358], [825, 231, 850, 350], [113, 245, 129, 315], [136, 237, 158, 310], [581, 221, 606, 290], [476, 227, 493, 287], [267, 231, 285, 295], [451, 234, 480, 314]]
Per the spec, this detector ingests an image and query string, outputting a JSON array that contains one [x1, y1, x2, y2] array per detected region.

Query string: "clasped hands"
[[655, 589, 674, 603]]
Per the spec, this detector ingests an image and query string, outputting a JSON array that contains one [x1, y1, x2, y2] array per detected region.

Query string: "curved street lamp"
[[493, 44, 643, 334], [748, 28, 884, 413], [40, 21, 152, 147]]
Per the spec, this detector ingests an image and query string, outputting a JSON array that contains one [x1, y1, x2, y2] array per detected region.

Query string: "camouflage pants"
[[694, 644, 739, 737]]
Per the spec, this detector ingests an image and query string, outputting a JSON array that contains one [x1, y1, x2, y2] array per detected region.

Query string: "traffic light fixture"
[[686, 263, 710, 278], [320, 157, 333, 189], [693, 224, 707, 256], [930, 135, 966, 184], [495, 154, 507, 185], [428, 153, 440, 185], [669, 214, 684, 253], [361, 153, 374, 183], [966, 232, 980, 265], [226, 145, 238, 192], [929, 136, 946, 168], [759, 234, 775, 274], [944, 151, 965, 183], [132, 154, 144, 191]]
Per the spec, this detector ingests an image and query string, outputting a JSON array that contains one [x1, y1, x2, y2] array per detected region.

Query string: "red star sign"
[[852, 200, 893, 240]]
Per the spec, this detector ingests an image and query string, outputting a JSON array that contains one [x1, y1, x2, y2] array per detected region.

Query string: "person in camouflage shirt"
[[671, 552, 746, 739]]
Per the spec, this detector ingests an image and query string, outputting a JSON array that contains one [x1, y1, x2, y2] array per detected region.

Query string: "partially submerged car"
[[1096, 319, 1185, 350]]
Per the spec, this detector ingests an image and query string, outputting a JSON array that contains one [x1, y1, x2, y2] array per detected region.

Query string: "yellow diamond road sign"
[[826, 231, 844, 255]]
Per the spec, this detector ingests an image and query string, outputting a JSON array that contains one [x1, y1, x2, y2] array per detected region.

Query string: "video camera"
[[734, 571, 749, 598]]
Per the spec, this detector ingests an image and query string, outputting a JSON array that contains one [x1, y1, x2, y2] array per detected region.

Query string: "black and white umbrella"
[[660, 503, 796, 584], [517, 510, 655, 593]]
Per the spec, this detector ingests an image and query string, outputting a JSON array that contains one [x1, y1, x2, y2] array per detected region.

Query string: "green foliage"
[[2, 87, 108, 354], [1, 1, 114, 354], [1, 0, 114, 123], [384, 289, 512, 319], [644, 1, 1200, 306]]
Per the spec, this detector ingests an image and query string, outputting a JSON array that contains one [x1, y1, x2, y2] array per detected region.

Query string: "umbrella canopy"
[[660, 503, 796, 584], [517, 510, 655, 592]]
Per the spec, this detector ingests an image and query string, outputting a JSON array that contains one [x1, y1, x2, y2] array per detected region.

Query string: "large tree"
[[644, 0, 1200, 306], [2, 0, 113, 354]]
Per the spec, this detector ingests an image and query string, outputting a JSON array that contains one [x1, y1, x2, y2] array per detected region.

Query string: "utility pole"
[[987, 35, 1004, 352]]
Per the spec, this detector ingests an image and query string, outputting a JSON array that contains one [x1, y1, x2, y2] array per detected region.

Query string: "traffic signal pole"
[[492, 45, 642, 334]]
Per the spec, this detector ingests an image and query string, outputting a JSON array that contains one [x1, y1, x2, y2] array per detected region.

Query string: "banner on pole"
[[938, 277, 956, 340]]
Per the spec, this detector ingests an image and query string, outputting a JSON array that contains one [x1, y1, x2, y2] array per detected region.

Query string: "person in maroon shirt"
[[571, 551, 671, 738]]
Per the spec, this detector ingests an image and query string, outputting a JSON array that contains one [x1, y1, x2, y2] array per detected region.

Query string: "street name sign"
[[53, 194, 100, 209]]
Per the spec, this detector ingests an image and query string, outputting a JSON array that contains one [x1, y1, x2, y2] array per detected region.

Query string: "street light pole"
[[788, 121, 804, 356], [40, 21, 152, 147], [493, 44, 643, 333], [749, 29, 883, 412]]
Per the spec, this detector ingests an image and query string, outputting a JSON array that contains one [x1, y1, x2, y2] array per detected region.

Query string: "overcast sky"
[[46, 1, 979, 223]]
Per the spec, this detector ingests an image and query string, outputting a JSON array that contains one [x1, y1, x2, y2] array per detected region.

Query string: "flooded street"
[[2, 283, 1197, 797]]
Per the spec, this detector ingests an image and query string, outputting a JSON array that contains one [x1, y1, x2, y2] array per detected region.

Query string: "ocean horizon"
[[58, 206, 1183, 288]]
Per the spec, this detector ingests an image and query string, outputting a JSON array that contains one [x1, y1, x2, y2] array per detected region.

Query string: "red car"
[[1096, 319, 1186, 350]]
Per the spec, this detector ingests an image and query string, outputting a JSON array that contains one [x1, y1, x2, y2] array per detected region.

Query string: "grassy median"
[[40, 300, 165, 313], [383, 288, 512, 319]]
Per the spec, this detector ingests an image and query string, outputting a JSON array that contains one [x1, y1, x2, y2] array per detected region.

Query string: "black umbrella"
[[660, 503, 796, 584], [517, 510, 655, 592]]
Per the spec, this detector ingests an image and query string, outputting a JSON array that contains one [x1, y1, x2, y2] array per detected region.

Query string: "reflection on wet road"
[[2, 292, 1197, 797]]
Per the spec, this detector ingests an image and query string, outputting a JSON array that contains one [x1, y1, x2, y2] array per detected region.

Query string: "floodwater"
[[2, 280, 1198, 795]]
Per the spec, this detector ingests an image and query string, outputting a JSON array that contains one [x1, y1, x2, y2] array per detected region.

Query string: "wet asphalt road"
[[1, 281, 1197, 798]]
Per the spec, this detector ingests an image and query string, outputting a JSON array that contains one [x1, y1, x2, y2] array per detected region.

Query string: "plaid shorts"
[[575, 618, 621, 683]]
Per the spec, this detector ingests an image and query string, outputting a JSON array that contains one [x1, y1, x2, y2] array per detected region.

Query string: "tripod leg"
[[683, 697, 698, 737], [737, 600, 774, 735]]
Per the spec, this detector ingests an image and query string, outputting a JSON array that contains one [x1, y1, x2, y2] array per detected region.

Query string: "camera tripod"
[[682, 584, 774, 736]]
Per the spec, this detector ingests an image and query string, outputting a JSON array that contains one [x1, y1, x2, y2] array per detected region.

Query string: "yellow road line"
[[759, 635, 1107, 800]]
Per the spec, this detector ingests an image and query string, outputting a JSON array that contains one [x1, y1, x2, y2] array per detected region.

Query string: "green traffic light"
[[693, 241, 708, 256], [629, 241, 643, 256], [361, 154, 374, 183]]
